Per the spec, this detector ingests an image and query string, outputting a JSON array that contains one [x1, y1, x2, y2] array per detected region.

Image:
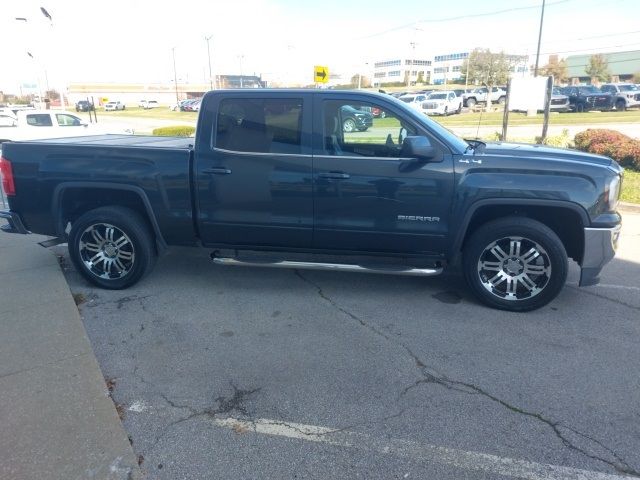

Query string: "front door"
[[195, 93, 313, 248], [312, 96, 454, 255]]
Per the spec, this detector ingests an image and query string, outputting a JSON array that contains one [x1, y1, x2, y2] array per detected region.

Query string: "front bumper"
[[0, 210, 29, 234], [579, 225, 621, 286]]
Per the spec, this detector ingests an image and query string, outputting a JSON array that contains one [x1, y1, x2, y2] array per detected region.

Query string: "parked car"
[[340, 105, 373, 132], [453, 89, 472, 98], [398, 93, 428, 110], [463, 87, 507, 107], [105, 101, 125, 111], [420, 91, 463, 115], [599, 83, 640, 111], [371, 107, 386, 118], [75, 100, 94, 112], [138, 100, 159, 109], [0, 90, 622, 312], [182, 99, 202, 112], [0, 110, 88, 143], [549, 88, 571, 112], [560, 86, 614, 112]]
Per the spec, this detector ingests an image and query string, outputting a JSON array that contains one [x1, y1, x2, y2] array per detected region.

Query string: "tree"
[[540, 56, 568, 83], [632, 72, 640, 83], [350, 74, 370, 88], [461, 49, 514, 111], [585, 54, 610, 83], [416, 71, 425, 84]]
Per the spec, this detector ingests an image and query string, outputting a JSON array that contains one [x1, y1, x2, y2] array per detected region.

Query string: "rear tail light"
[[0, 156, 16, 196]]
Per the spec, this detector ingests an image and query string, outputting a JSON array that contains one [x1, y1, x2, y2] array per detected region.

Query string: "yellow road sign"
[[314, 65, 329, 83]]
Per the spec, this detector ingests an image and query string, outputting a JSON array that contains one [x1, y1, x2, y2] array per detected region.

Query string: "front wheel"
[[343, 118, 356, 133], [68, 206, 157, 289], [463, 217, 568, 312], [615, 99, 626, 111], [466, 98, 476, 108]]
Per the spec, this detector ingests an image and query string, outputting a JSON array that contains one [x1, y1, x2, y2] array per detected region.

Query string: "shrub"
[[574, 129, 640, 170], [537, 129, 572, 148], [152, 126, 195, 137]]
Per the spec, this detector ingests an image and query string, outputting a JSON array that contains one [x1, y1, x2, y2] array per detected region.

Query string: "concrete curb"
[[0, 233, 140, 479], [619, 202, 640, 214]]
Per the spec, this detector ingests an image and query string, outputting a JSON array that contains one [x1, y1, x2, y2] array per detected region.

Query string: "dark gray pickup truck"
[[0, 90, 623, 311]]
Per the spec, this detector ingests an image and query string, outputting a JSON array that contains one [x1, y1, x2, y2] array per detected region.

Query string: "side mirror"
[[401, 136, 436, 160]]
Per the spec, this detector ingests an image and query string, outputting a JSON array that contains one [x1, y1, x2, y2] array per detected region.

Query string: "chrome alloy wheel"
[[477, 236, 551, 301], [78, 223, 135, 280]]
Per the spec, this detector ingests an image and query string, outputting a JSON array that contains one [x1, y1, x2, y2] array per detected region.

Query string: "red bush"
[[574, 129, 640, 170]]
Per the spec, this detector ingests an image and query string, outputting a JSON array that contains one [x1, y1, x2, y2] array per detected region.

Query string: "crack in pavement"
[[147, 383, 261, 453], [293, 270, 640, 477], [566, 285, 640, 312]]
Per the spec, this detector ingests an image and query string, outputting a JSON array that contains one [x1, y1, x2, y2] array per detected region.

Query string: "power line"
[[358, 0, 571, 39], [541, 42, 640, 56]]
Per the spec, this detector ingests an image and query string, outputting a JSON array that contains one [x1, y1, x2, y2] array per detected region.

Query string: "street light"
[[238, 55, 245, 88], [205, 35, 214, 90], [172, 47, 179, 103], [534, 0, 546, 77]]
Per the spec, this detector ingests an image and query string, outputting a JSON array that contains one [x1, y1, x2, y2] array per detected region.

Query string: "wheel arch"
[[451, 199, 588, 264], [52, 182, 168, 254]]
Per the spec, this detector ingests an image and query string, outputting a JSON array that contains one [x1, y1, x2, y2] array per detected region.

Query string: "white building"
[[431, 51, 530, 85], [372, 59, 432, 87]]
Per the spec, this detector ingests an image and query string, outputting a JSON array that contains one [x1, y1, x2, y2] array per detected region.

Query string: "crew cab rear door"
[[194, 92, 314, 248], [311, 94, 454, 255]]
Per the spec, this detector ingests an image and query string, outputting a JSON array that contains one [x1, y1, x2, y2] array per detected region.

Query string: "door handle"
[[203, 167, 232, 175], [319, 172, 350, 180]]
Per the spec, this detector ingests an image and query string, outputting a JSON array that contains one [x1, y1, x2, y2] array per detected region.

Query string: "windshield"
[[619, 84, 638, 91], [552, 88, 563, 95], [579, 86, 601, 94], [429, 93, 447, 99], [399, 97, 415, 103]]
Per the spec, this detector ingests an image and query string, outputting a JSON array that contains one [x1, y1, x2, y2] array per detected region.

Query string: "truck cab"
[[0, 110, 89, 144]]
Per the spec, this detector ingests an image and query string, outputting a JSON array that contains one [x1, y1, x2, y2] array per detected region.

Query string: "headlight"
[[606, 175, 621, 210]]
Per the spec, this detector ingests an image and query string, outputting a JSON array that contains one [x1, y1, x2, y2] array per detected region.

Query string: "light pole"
[[205, 35, 214, 90], [40, 7, 66, 109], [172, 47, 179, 103], [534, 0, 546, 77], [238, 55, 245, 88]]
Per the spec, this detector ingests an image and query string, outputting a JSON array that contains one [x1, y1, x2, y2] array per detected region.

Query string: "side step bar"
[[210, 253, 443, 277]]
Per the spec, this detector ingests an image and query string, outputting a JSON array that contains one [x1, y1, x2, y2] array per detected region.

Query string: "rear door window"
[[215, 98, 303, 154], [25, 114, 53, 127]]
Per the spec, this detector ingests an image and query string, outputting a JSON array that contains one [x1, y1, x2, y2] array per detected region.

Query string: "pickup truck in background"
[[0, 110, 92, 144], [0, 90, 623, 312], [599, 83, 640, 111], [462, 87, 507, 107]]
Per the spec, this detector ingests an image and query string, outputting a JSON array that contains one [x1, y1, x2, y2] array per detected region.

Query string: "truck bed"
[[27, 134, 194, 149], [2, 134, 196, 245]]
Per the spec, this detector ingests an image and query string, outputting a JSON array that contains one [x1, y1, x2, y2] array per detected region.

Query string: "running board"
[[210, 254, 442, 277]]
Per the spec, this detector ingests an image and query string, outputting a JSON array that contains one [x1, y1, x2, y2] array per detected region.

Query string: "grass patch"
[[621, 170, 640, 204], [436, 110, 640, 127]]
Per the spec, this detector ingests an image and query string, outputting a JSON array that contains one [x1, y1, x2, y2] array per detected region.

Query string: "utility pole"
[[172, 47, 179, 103], [534, 0, 546, 77], [205, 35, 213, 90]]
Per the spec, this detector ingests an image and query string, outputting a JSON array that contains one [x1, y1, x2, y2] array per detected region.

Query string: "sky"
[[1, 0, 640, 94]]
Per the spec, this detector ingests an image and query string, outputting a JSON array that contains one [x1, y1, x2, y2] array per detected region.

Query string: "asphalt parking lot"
[[57, 213, 640, 480]]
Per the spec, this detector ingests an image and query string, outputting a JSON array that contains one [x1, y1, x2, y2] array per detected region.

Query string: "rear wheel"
[[463, 217, 568, 312], [615, 99, 626, 111], [575, 103, 585, 113], [466, 97, 476, 108], [68, 206, 156, 289]]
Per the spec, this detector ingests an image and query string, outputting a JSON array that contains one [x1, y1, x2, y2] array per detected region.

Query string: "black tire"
[[456, 104, 462, 114], [497, 96, 506, 105], [356, 127, 369, 132], [466, 97, 477, 108], [575, 103, 585, 113], [615, 99, 626, 111], [122, 105, 126, 110], [68, 206, 157, 290], [343, 118, 356, 133], [443, 107, 449, 116], [463, 217, 568, 312]]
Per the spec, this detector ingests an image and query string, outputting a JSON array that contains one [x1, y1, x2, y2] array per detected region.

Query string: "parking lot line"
[[212, 417, 629, 480]]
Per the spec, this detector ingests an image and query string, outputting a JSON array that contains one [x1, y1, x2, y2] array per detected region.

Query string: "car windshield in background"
[[399, 97, 414, 103], [429, 94, 447, 99], [579, 86, 602, 94], [618, 84, 638, 91]]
